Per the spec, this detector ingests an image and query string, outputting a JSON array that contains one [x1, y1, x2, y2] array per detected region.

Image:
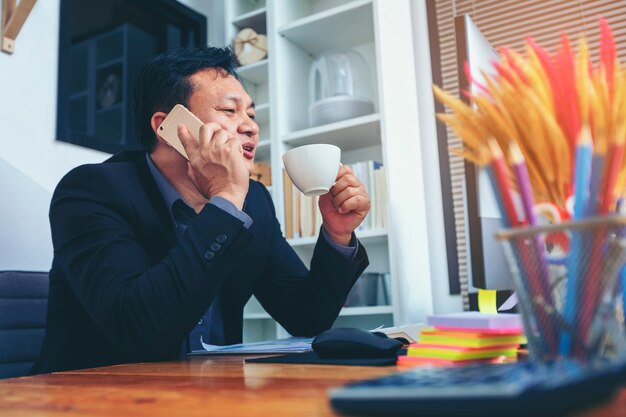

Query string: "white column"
[[373, 0, 436, 324]]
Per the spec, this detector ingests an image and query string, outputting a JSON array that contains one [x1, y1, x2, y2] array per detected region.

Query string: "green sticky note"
[[478, 289, 498, 314]]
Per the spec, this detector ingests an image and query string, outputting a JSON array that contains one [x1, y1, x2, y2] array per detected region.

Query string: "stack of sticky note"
[[398, 312, 526, 366]]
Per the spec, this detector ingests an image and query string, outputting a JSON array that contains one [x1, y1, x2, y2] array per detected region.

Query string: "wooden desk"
[[0, 356, 625, 416]]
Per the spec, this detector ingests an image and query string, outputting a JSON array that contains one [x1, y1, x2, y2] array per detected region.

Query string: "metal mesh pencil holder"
[[497, 216, 626, 363]]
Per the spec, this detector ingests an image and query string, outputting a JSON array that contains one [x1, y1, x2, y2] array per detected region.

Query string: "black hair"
[[132, 46, 239, 151]]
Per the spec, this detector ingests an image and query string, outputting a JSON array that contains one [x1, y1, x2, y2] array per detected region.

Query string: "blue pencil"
[[618, 199, 626, 334], [585, 152, 605, 216], [560, 126, 592, 356]]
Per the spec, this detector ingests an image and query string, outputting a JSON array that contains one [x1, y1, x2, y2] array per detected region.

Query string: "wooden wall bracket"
[[2, 0, 37, 54]]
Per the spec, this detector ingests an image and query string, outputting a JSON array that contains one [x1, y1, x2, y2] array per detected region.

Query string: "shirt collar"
[[145, 153, 189, 221]]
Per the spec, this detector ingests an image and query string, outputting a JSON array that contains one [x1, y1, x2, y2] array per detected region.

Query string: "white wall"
[[0, 0, 107, 271], [0, 0, 217, 271], [0, 158, 56, 271]]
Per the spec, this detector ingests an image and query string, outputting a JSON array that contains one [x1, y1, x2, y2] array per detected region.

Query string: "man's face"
[[187, 69, 259, 173]]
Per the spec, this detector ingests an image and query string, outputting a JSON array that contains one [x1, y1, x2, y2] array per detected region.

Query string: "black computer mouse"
[[312, 327, 403, 359]]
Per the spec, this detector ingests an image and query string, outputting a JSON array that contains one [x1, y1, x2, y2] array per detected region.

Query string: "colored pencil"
[[509, 142, 557, 354], [560, 125, 593, 355], [509, 142, 538, 226], [487, 139, 521, 227]]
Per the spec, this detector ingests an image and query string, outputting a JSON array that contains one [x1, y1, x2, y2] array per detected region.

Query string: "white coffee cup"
[[282, 144, 341, 196]]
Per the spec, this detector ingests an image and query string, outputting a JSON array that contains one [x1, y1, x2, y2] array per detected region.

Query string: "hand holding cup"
[[282, 144, 370, 245]]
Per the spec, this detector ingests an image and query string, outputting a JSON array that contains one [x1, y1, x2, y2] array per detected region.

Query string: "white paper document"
[[370, 323, 427, 344], [187, 336, 313, 356]]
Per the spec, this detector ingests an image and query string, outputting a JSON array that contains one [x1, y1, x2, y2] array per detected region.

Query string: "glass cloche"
[[308, 49, 375, 127]]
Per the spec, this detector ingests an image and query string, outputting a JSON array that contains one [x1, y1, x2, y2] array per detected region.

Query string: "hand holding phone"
[[157, 104, 204, 160], [158, 104, 249, 208]]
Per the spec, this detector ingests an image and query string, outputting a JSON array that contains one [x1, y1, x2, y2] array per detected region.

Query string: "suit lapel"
[[132, 151, 178, 251]]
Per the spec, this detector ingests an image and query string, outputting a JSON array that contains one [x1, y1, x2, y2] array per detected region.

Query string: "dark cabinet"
[[65, 24, 156, 153]]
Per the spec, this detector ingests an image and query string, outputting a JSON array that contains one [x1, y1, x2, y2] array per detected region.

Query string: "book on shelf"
[[251, 162, 271, 186], [294, 178, 301, 239], [314, 196, 322, 235], [283, 169, 293, 239], [283, 160, 387, 241], [352, 161, 370, 230], [363, 163, 372, 229], [374, 163, 386, 229], [299, 192, 315, 238]]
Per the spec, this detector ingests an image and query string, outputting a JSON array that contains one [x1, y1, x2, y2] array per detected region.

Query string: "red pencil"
[[488, 139, 523, 227]]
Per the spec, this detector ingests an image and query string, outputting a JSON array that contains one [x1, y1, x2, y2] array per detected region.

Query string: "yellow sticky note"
[[478, 289, 498, 314]]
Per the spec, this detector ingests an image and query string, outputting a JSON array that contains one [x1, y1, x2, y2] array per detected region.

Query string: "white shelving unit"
[[277, 0, 374, 55], [222, 0, 441, 342], [225, 0, 271, 168], [283, 113, 381, 150], [236, 59, 268, 84]]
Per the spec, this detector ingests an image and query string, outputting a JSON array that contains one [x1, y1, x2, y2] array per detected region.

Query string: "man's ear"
[[150, 112, 168, 136]]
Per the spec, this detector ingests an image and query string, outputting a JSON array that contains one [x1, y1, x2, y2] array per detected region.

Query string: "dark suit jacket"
[[32, 151, 368, 374]]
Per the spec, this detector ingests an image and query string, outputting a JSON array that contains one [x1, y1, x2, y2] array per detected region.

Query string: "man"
[[32, 47, 370, 374]]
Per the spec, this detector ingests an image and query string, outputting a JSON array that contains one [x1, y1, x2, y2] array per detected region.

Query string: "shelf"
[[95, 103, 123, 114], [289, 228, 387, 247], [339, 305, 393, 316], [96, 57, 123, 70], [255, 102, 270, 126], [237, 59, 268, 85], [243, 312, 272, 320], [69, 91, 88, 100], [232, 7, 267, 33], [355, 228, 388, 244], [283, 113, 381, 151], [257, 138, 271, 149], [278, 0, 374, 55], [255, 139, 271, 161]]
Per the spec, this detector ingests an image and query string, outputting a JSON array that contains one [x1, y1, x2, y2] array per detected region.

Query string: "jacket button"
[[216, 233, 227, 243], [204, 250, 215, 261], [210, 242, 222, 252]]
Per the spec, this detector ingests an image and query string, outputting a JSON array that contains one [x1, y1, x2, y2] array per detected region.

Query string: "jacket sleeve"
[[253, 186, 369, 336], [50, 166, 253, 360]]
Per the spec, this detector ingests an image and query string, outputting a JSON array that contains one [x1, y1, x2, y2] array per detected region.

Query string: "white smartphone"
[[157, 104, 204, 160]]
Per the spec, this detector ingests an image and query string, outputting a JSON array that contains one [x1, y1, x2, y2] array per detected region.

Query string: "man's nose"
[[239, 115, 259, 137]]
